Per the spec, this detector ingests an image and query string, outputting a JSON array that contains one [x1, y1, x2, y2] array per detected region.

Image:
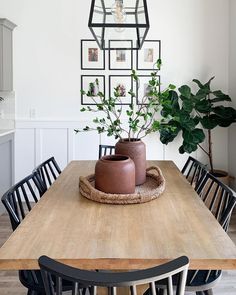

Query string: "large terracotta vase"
[[115, 139, 146, 186], [95, 155, 135, 194]]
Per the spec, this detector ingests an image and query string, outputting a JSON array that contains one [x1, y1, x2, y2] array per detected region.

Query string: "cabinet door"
[[0, 134, 14, 214], [0, 19, 16, 91]]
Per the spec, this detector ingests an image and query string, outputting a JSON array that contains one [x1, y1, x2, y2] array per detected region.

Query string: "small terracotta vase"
[[115, 139, 146, 186], [95, 155, 135, 194]]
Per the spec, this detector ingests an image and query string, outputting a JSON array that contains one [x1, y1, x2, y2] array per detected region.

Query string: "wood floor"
[[0, 211, 236, 294]]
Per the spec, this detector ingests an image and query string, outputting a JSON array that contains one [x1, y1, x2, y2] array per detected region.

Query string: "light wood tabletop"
[[0, 160, 236, 271]]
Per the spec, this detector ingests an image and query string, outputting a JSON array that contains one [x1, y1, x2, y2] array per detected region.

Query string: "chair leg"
[[204, 290, 214, 295]]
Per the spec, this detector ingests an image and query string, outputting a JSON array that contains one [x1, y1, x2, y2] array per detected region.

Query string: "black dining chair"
[[149, 172, 236, 295], [39, 255, 189, 295], [181, 156, 207, 187], [98, 144, 115, 159], [1, 172, 47, 294], [1, 172, 46, 230], [34, 156, 61, 189], [1, 173, 72, 295]]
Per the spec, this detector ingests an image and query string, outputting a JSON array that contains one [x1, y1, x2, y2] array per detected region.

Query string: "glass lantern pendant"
[[88, 0, 150, 50]]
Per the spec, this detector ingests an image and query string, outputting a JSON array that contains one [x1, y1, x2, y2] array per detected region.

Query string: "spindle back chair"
[[99, 145, 115, 159], [34, 156, 61, 189], [1, 172, 46, 231], [154, 172, 236, 295], [39, 255, 189, 295], [181, 156, 207, 187]]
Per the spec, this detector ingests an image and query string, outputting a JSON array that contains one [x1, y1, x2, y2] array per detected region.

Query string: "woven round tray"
[[79, 166, 165, 205]]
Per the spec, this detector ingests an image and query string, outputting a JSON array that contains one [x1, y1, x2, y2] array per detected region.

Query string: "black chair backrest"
[[181, 156, 207, 186], [187, 172, 236, 286], [99, 145, 115, 159], [34, 157, 61, 189], [196, 172, 236, 231], [1, 172, 46, 231], [39, 255, 189, 295]]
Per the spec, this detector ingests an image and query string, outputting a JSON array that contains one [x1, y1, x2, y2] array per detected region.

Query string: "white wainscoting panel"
[[14, 119, 212, 184], [41, 128, 68, 170], [15, 128, 35, 182], [73, 131, 100, 160]]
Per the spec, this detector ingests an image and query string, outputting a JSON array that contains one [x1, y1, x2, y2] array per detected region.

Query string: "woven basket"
[[79, 166, 165, 205]]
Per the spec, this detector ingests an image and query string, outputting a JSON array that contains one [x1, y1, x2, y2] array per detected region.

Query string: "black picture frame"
[[108, 40, 133, 70], [81, 39, 105, 70], [109, 75, 133, 105], [136, 75, 161, 105], [81, 75, 105, 105], [136, 40, 161, 70]]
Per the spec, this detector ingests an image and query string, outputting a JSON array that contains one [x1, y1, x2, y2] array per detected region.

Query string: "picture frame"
[[109, 40, 133, 70], [109, 75, 133, 105], [136, 75, 161, 105], [81, 75, 105, 105], [81, 39, 105, 70], [136, 40, 161, 70]]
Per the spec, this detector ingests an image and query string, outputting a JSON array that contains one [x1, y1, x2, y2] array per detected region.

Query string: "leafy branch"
[[75, 60, 174, 141]]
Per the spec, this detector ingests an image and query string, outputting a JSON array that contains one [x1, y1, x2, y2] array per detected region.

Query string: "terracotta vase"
[[95, 155, 135, 194], [115, 139, 146, 186]]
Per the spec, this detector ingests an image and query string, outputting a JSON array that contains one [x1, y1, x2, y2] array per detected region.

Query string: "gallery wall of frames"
[[80, 39, 161, 105]]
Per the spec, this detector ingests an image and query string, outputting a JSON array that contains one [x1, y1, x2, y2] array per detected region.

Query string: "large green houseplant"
[[159, 76, 236, 175]]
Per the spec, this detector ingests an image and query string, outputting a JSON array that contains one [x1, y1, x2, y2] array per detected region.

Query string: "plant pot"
[[95, 154, 135, 194], [212, 170, 229, 186], [115, 138, 146, 186]]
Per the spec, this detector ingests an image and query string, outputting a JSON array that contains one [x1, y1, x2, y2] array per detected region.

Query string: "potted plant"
[[75, 60, 174, 185], [159, 76, 236, 182]]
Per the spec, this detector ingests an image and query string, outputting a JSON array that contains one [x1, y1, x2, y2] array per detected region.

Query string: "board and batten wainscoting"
[[14, 119, 194, 184], [14, 119, 229, 185]]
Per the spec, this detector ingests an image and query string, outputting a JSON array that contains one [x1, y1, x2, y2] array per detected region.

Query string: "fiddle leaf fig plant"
[[75, 60, 176, 141], [159, 76, 236, 172]]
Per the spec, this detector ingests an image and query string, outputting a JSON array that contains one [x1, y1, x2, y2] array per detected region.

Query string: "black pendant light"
[[88, 0, 150, 50]]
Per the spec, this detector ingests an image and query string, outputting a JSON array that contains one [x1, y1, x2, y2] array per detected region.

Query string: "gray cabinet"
[[0, 19, 16, 92], [0, 132, 14, 214]]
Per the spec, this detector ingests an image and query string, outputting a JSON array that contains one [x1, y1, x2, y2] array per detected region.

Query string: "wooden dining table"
[[0, 160, 236, 271]]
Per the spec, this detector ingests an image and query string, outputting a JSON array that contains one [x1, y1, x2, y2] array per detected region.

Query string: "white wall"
[[0, 0, 231, 181], [229, 0, 236, 189], [0, 91, 15, 130]]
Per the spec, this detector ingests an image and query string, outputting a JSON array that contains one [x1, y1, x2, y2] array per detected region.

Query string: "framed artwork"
[[109, 75, 133, 105], [81, 75, 105, 105], [81, 39, 105, 70], [109, 40, 133, 70], [136, 40, 161, 70], [136, 75, 161, 105]]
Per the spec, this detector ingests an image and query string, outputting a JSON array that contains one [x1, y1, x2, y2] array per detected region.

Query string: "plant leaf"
[[195, 100, 211, 113], [179, 85, 191, 99], [211, 90, 231, 102]]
